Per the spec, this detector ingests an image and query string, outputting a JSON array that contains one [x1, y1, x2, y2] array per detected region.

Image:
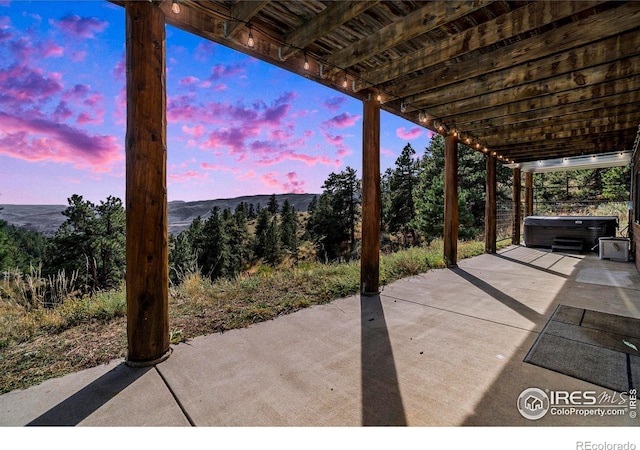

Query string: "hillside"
[[0, 193, 318, 236]]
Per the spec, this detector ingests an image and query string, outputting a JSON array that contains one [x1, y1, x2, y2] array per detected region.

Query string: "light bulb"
[[171, 0, 180, 14], [400, 101, 406, 113], [303, 55, 309, 71], [247, 28, 255, 48], [342, 76, 348, 89], [376, 94, 382, 102]]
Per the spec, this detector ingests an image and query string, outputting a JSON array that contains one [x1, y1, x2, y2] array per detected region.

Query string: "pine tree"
[[198, 207, 230, 280], [267, 194, 279, 215], [388, 143, 419, 246], [280, 199, 298, 256]]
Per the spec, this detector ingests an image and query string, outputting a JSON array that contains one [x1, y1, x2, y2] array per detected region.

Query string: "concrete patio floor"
[[1, 245, 639, 429]]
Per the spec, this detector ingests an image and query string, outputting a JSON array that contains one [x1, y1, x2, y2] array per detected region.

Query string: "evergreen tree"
[[307, 166, 361, 259], [411, 136, 476, 244], [387, 143, 419, 246], [169, 231, 197, 284], [45, 194, 125, 292], [267, 194, 279, 215], [198, 207, 230, 280], [280, 199, 298, 256]]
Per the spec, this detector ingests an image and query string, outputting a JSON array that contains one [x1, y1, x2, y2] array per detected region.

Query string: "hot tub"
[[523, 216, 618, 251]]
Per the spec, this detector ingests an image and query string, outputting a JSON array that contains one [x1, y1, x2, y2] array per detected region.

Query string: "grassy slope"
[[0, 240, 499, 394]]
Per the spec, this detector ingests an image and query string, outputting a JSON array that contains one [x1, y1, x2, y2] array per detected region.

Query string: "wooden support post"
[[360, 94, 381, 295], [125, 1, 170, 366], [525, 172, 534, 217], [485, 154, 497, 254], [512, 167, 522, 245], [443, 134, 458, 267]]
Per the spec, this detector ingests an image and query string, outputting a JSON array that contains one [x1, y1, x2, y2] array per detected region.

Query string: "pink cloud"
[[213, 83, 227, 91], [261, 172, 280, 188], [322, 112, 361, 129], [322, 131, 343, 146], [323, 96, 346, 112], [200, 162, 237, 173], [112, 55, 125, 80], [283, 171, 306, 194], [0, 112, 122, 169], [381, 148, 396, 158], [396, 126, 423, 140], [181, 124, 205, 139], [77, 109, 104, 125], [180, 76, 200, 86], [72, 50, 87, 62], [194, 41, 216, 61], [209, 62, 247, 81], [168, 170, 209, 183], [42, 41, 63, 58], [51, 15, 108, 39], [260, 171, 306, 194], [0, 64, 63, 108]]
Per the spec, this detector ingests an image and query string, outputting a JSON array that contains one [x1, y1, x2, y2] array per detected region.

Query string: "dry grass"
[[0, 239, 494, 394]]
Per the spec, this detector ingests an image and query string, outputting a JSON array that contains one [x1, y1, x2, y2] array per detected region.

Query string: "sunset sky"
[[0, 1, 432, 205]]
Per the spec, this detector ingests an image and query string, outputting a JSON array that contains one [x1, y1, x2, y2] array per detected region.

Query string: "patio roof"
[[145, 0, 640, 164]]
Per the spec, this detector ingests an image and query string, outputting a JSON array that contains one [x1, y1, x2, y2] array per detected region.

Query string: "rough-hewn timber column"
[[512, 167, 522, 245], [360, 94, 381, 295], [485, 154, 497, 254], [125, 1, 170, 366], [524, 171, 534, 217], [443, 134, 458, 267]]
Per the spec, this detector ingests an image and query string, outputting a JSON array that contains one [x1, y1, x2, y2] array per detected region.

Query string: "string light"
[[400, 101, 406, 113], [171, 0, 180, 14], [342, 73, 348, 89], [377, 93, 382, 103], [303, 54, 309, 71], [247, 24, 255, 48]]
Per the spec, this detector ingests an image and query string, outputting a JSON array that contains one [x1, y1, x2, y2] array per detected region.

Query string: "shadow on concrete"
[[450, 266, 545, 325], [27, 363, 150, 426], [494, 252, 571, 279], [360, 294, 407, 426], [461, 249, 640, 426]]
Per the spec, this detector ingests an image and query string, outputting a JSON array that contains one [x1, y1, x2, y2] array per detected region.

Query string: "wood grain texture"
[[360, 95, 381, 295], [444, 134, 458, 267], [485, 154, 497, 254], [125, 1, 169, 364]]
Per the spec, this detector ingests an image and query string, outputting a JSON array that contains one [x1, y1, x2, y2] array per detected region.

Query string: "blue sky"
[[0, 1, 432, 204]]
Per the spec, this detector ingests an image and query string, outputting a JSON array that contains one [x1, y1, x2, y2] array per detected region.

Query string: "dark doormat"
[[524, 305, 640, 393]]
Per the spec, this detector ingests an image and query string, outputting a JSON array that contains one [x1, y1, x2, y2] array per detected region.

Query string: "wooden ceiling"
[[153, 0, 640, 164]]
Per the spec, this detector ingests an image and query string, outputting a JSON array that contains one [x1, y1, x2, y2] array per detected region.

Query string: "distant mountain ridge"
[[0, 193, 318, 236]]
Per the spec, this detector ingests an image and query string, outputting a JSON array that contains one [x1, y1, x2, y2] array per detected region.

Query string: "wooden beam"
[[390, 2, 640, 99], [281, 1, 380, 60], [224, 1, 270, 39], [471, 101, 640, 137], [444, 77, 640, 132], [512, 167, 521, 245], [524, 172, 534, 217], [362, 1, 604, 89], [125, 1, 170, 366], [485, 154, 497, 254], [361, 94, 381, 295], [327, 1, 486, 71], [499, 122, 638, 146], [444, 134, 458, 267], [408, 28, 640, 111], [422, 55, 640, 119]]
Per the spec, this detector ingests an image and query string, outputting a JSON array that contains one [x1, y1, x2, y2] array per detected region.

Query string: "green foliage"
[[386, 143, 419, 246], [534, 167, 629, 202], [45, 195, 125, 293], [0, 220, 48, 272], [306, 166, 361, 260]]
